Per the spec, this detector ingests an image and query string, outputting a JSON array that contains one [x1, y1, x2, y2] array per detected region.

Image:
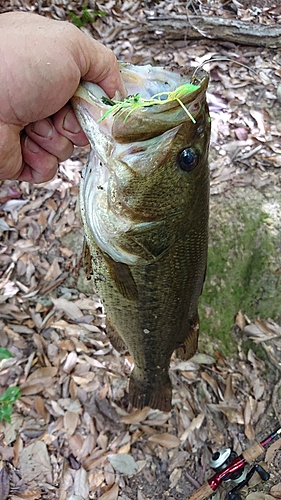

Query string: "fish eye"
[[178, 148, 198, 172]]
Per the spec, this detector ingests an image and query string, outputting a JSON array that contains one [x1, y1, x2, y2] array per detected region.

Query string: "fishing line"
[[191, 56, 264, 80]]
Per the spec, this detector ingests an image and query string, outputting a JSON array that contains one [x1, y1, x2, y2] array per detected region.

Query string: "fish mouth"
[[72, 63, 209, 142]]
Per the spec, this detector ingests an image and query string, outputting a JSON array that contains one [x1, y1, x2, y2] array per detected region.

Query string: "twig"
[[271, 377, 281, 423], [185, 470, 202, 489]]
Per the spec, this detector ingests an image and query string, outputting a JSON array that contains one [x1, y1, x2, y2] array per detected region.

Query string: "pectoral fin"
[[102, 252, 139, 301], [120, 218, 177, 263]]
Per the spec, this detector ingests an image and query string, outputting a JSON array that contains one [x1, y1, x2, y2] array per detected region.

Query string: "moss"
[[199, 188, 281, 355]]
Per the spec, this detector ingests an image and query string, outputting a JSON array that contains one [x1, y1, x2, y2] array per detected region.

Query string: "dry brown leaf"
[[4, 414, 24, 445], [58, 339, 76, 351], [73, 467, 89, 499], [23, 352, 36, 380], [249, 109, 266, 135], [168, 450, 188, 471], [270, 483, 281, 499], [88, 469, 104, 489], [224, 374, 234, 400], [103, 462, 115, 488], [234, 127, 249, 141], [52, 297, 82, 320], [99, 483, 119, 500], [59, 246, 73, 258], [44, 257, 62, 281], [72, 373, 96, 386], [244, 397, 255, 426], [170, 360, 199, 371], [120, 407, 150, 424], [63, 352, 78, 374], [201, 371, 223, 398], [97, 432, 109, 450], [208, 404, 244, 424], [180, 413, 205, 442], [0, 446, 13, 462], [265, 438, 281, 464], [20, 382, 48, 396], [13, 436, 23, 468], [246, 494, 275, 500], [9, 492, 42, 500], [27, 366, 58, 381], [19, 441, 52, 482], [79, 435, 96, 460], [169, 467, 182, 489], [148, 433, 180, 449], [253, 400, 267, 424], [34, 395, 49, 422], [252, 377, 265, 400], [82, 354, 105, 369], [117, 442, 131, 454], [245, 423, 255, 441], [64, 411, 80, 437], [75, 297, 102, 310], [0, 467, 10, 500]]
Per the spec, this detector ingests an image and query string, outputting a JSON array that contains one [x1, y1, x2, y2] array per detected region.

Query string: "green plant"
[[0, 348, 21, 423], [0, 386, 21, 423], [68, 5, 106, 28], [0, 348, 13, 360]]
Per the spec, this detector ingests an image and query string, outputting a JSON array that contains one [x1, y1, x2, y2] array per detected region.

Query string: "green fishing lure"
[[98, 83, 200, 123]]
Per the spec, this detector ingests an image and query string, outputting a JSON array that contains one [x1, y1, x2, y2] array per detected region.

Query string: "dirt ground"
[[0, 1, 281, 500]]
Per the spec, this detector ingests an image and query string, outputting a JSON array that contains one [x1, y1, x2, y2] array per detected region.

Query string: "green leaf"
[[68, 7, 106, 28], [0, 348, 13, 360], [0, 403, 13, 423], [0, 386, 21, 403]]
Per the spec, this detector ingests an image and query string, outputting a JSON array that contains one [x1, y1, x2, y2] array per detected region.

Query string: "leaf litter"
[[0, 0, 281, 499]]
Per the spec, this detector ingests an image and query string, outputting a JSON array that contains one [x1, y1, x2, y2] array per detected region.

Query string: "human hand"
[[0, 12, 125, 183]]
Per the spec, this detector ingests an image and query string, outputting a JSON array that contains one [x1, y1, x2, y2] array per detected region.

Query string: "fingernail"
[[32, 118, 53, 137], [25, 136, 42, 153], [63, 110, 81, 134]]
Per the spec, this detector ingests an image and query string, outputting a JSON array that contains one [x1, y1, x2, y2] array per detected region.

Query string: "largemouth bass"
[[71, 63, 210, 412]]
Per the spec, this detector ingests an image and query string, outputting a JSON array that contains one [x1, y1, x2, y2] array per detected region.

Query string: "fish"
[[71, 63, 210, 412]]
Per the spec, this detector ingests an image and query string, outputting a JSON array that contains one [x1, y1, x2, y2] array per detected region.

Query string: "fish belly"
[[83, 212, 208, 412]]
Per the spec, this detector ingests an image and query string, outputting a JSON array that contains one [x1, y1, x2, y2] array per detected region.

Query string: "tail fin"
[[129, 371, 172, 412]]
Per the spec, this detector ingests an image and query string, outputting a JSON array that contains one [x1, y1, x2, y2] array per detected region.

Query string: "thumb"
[[74, 33, 126, 98]]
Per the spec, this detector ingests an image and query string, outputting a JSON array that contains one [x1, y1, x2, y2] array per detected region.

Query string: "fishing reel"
[[209, 447, 270, 500]]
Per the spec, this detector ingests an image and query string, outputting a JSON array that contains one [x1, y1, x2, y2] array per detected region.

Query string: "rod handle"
[[242, 441, 264, 463], [186, 482, 214, 500]]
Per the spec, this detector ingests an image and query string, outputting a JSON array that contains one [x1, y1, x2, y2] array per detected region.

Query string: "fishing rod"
[[186, 427, 281, 500]]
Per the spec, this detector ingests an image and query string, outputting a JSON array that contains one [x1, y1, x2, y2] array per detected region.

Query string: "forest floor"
[[0, 1, 281, 500]]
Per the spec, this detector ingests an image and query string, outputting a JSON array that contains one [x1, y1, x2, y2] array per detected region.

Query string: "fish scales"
[[72, 63, 210, 412]]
